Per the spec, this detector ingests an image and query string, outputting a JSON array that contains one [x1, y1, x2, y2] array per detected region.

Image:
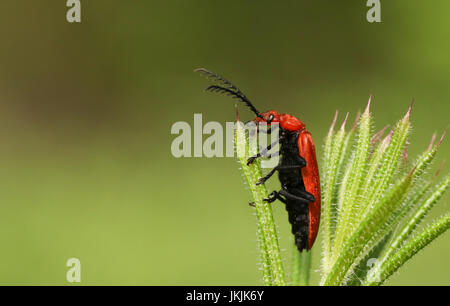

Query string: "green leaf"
[[322, 157, 414, 285], [331, 100, 372, 264], [321, 112, 347, 271], [365, 213, 450, 286], [378, 173, 450, 269], [342, 142, 442, 282], [362, 106, 412, 218]]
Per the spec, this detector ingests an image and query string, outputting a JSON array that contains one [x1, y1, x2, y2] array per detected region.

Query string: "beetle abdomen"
[[286, 200, 309, 251]]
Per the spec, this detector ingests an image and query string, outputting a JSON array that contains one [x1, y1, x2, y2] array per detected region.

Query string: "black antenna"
[[194, 68, 262, 117]]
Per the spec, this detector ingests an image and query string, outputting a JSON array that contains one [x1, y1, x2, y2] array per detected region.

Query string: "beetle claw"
[[247, 157, 256, 166], [256, 178, 265, 185], [263, 191, 278, 203]]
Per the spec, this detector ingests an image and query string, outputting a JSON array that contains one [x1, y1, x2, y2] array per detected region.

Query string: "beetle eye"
[[268, 114, 274, 123]]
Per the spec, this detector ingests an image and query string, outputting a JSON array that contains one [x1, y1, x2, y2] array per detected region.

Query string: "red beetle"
[[196, 68, 321, 251]]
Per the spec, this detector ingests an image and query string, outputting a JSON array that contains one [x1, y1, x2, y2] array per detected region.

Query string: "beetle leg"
[[251, 191, 288, 207], [256, 167, 278, 185], [260, 127, 272, 134], [251, 191, 276, 206], [279, 189, 315, 203], [255, 122, 282, 135], [262, 190, 289, 204], [247, 139, 281, 165], [264, 151, 280, 159], [288, 188, 315, 203], [256, 165, 303, 185], [263, 191, 279, 203], [249, 126, 272, 136], [276, 194, 288, 204], [258, 125, 276, 134]]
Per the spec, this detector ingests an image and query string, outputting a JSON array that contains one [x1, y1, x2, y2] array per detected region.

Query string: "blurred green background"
[[0, 1, 448, 285]]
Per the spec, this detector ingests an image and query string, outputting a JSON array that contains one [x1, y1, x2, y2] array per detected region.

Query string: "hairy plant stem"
[[291, 243, 312, 286], [235, 120, 286, 286]]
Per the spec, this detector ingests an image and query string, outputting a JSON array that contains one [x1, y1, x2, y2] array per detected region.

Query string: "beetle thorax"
[[255, 110, 306, 132]]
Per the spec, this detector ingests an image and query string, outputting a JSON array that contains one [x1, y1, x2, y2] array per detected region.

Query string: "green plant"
[[235, 99, 450, 286], [235, 120, 286, 286]]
